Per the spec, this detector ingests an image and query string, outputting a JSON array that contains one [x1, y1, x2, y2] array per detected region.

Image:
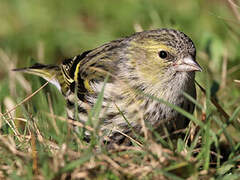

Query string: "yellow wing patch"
[[74, 62, 81, 82], [84, 79, 94, 93]]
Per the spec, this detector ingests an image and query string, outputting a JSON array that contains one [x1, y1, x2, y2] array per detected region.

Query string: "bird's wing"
[[62, 39, 126, 99]]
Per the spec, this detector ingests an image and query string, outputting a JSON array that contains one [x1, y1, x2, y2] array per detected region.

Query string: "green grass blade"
[[88, 75, 109, 129], [140, 91, 204, 128], [60, 153, 92, 173], [182, 91, 203, 110]]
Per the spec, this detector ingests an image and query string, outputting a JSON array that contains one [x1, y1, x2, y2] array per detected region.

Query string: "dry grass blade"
[[0, 135, 28, 158], [31, 118, 44, 143], [195, 81, 230, 121], [0, 113, 22, 142], [114, 129, 143, 147], [195, 81, 240, 146], [1, 81, 49, 118], [100, 155, 129, 174], [44, 112, 94, 132], [234, 80, 240, 84], [220, 50, 228, 89], [228, 64, 240, 74], [227, 0, 240, 22], [47, 93, 60, 135], [0, 49, 32, 95], [31, 132, 38, 176]]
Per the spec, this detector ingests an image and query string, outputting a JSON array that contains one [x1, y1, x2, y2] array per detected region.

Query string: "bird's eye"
[[158, 50, 168, 59]]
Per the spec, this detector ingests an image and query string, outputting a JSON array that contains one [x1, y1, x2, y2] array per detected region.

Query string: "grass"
[[1, 0, 240, 179]]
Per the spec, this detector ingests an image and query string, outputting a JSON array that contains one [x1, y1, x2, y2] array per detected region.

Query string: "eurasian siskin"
[[14, 28, 202, 144]]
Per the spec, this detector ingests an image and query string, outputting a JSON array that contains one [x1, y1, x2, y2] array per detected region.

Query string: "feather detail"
[[13, 63, 62, 92], [13, 28, 201, 144]]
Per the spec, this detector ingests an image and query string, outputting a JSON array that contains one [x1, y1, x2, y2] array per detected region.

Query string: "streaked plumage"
[[14, 28, 202, 144]]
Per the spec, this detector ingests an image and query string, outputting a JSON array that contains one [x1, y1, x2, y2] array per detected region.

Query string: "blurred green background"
[[0, 0, 240, 112], [1, 1, 240, 178], [0, 0, 237, 60]]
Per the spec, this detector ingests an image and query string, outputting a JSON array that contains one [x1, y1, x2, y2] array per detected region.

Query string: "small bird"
[[14, 28, 202, 144]]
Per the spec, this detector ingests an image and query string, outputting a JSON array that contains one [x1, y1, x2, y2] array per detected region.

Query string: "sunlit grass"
[[1, 0, 240, 179]]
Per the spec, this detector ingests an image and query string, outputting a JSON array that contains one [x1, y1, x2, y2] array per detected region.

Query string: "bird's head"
[[124, 28, 202, 89]]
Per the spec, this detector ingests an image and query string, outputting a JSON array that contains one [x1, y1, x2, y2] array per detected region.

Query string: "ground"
[[0, 0, 240, 179]]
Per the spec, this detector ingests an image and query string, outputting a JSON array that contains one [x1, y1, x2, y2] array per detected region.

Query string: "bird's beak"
[[175, 57, 202, 72]]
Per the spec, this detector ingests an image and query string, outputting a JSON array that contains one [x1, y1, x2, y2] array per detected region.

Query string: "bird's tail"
[[13, 63, 64, 92]]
